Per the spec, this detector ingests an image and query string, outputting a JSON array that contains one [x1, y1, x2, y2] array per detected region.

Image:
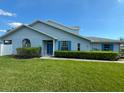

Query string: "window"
[[22, 39, 31, 48], [77, 43, 80, 51], [92, 44, 99, 51], [59, 41, 71, 51], [58, 41, 71, 51], [102, 44, 113, 51], [61, 41, 69, 50], [4, 40, 12, 44]]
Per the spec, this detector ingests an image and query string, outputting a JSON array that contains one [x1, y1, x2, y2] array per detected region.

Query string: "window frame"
[[102, 44, 113, 51], [77, 43, 80, 51], [22, 39, 31, 48], [61, 41, 69, 51], [4, 40, 12, 45]]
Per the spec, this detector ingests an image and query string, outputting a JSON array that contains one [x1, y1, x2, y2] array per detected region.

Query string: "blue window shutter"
[[101, 44, 104, 51], [68, 41, 71, 51], [58, 41, 61, 50], [110, 44, 114, 51]]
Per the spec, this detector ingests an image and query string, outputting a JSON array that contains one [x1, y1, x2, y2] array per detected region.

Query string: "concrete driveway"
[[41, 57, 124, 64]]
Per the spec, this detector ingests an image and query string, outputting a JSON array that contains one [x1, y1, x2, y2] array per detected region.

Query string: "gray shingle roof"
[[84, 36, 121, 43]]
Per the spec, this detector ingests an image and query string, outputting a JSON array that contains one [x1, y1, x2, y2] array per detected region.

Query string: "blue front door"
[[47, 41, 53, 55]]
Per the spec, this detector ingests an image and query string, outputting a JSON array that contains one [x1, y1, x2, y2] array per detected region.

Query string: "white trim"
[[41, 41, 44, 56], [53, 40, 55, 56]]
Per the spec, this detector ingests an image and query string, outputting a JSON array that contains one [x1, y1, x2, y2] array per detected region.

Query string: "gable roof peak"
[[28, 19, 91, 42], [0, 24, 56, 39], [29, 19, 80, 31], [46, 20, 80, 30]]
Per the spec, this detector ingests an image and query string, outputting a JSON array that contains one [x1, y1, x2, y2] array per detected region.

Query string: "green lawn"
[[0, 56, 124, 92]]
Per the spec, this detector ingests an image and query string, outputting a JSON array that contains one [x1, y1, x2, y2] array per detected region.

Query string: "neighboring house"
[[0, 20, 121, 56]]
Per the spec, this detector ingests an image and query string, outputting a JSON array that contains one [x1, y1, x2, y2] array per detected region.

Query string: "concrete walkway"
[[41, 57, 124, 64]]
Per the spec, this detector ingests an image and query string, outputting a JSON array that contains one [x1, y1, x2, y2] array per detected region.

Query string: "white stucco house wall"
[[0, 20, 121, 56]]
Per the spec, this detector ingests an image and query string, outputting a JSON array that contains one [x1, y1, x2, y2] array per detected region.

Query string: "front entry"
[[47, 41, 53, 56]]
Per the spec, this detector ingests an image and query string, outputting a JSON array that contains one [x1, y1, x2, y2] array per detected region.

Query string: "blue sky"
[[0, 0, 124, 39]]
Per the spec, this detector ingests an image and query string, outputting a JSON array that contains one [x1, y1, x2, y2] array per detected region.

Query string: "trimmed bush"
[[120, 48, 124, 58], [121, 48, 124, 55], [16, 47, 41, 58], [54, 51, 119, 61]]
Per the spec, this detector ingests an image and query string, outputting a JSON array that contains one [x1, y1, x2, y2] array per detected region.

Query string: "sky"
[[0, 0, 124, 39]]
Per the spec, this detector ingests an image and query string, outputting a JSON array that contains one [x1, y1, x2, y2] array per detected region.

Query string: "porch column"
[[41, 41, 44, 56], [53, 40, 55, 56]]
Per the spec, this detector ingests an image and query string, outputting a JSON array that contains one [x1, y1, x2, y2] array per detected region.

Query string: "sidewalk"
[[41, 57, 124, 64]]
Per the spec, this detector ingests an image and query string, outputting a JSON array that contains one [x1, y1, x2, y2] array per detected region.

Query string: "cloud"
[[0, 9, 16, 17], [0, 30, 7, 32], [117, 0, 124, 3], [8, 22, 23, 27]]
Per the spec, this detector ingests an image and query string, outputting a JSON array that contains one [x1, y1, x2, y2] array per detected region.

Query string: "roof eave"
[[91, 41, 121, 44], [0, 25, 57, 40], [0, 25, 25, 39]]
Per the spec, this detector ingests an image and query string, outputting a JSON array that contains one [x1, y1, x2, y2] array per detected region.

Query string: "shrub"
[[54, 51, 119, 61], [119, 48, 124, 58], [16, 47, 41, 58], [121, 48, 124, 55]]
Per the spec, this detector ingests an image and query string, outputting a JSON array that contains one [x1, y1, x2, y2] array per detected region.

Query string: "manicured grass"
[[0, 56, 124, 92]]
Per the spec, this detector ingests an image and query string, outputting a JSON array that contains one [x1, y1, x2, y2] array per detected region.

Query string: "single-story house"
[[0, 20, 121, 56]]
